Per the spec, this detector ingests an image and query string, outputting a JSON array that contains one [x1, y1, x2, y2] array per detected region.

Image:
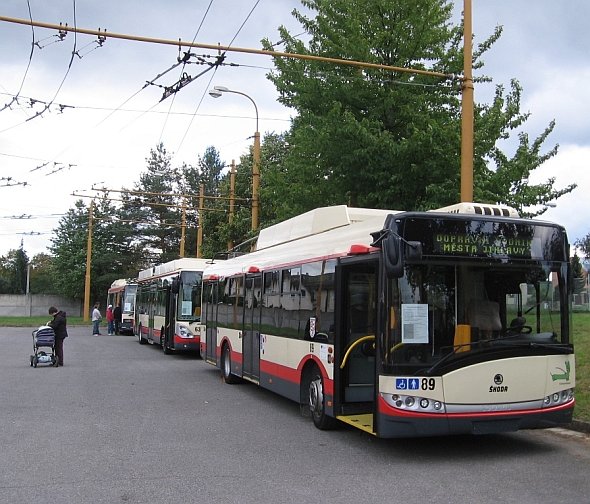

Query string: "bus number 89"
[[422, 378, 436, 391]]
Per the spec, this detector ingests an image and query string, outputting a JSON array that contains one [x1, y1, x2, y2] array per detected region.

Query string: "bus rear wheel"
[[221, 344, 240, 384], [161, 328, 171, 355], [309, 366, 337, 430], [138, 325, 146, 345]]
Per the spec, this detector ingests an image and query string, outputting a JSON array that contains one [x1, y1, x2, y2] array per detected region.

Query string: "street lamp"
[[209, 85, 260, 231]]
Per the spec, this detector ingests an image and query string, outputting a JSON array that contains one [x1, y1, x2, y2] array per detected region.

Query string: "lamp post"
[[209, 85, 260, 231]]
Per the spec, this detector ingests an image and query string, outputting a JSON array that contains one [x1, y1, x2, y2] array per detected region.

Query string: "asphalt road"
[[1, 325, 590, 504]]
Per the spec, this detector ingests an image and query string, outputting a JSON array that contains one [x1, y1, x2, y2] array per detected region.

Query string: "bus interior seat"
[[467, 299, 501, 338]]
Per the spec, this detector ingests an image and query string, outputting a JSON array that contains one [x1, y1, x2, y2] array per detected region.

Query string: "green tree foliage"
[[576, 234, 590, 262], [0, 242, 28, 294], [121, 143, 183, 264], [181, 146, 226, 258], [261, 0, 575, 218], [29, 253, 55, 294], [197, 133, 291, 258], [49, 199, 142, 304]]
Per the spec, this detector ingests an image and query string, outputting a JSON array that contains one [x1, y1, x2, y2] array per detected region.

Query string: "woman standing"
[[92, 302, 102, 336], [48, 306, 68, 366]]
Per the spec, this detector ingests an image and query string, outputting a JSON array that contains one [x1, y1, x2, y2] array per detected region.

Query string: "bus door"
[[204, 282, 218, 365], [243, 274, 261, 383], [148, 284, 157, 342], [164, 282, 176, 350], [336, 259, 378, 425]]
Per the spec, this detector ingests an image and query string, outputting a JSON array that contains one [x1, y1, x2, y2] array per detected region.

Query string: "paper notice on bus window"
[[320, 344, 328, 361], [401, 304, 429, 344], [181, 301, 192, 316]]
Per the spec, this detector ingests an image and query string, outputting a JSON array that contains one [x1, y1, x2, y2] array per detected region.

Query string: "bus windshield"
[[381, 260, 571, 376], [177, 271, 203, 322], [123, 286, 137, 314]]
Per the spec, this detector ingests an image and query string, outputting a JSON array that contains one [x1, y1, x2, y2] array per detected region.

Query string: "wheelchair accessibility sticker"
[[396, 378, 420, 390]]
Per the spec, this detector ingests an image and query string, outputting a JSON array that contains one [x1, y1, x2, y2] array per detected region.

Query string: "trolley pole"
[[83, 200, 94, 322]]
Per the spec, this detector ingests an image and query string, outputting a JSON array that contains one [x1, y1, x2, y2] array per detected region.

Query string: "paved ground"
[[1, 325, 590, 504]]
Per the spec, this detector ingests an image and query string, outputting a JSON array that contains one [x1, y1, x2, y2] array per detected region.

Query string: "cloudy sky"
[[1, 0, 589, 259]]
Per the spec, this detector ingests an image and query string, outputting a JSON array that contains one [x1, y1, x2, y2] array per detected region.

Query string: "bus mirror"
[[171, 278, 180, 294], [383, 233, 403, 278], [406, 241, 422, 260]]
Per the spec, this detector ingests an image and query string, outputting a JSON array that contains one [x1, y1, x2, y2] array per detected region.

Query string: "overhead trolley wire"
[[158, 0, 215, 144], [173, 0, 261, 159], [26, 0, 79, 124], [0, 0, 35, 114]]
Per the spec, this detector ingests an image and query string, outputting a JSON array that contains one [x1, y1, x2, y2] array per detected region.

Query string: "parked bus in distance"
[[135, 258, 211, 353], [202, 204, 575, 438], [106, 279, 137, 335]]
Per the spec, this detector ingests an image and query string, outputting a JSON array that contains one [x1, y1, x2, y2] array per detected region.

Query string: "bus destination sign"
[[434, 233, 533, 258]]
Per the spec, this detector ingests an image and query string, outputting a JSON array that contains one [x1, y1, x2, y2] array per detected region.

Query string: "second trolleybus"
[[106, 279, 137, 335], [201, 204, 575, 438], [135, 258, 210, 353]]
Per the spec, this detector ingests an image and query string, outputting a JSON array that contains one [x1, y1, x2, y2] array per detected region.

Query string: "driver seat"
[[467, 299, 502, 339]]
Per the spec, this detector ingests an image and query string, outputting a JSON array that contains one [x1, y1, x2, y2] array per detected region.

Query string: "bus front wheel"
[[309, 366, 337, 430]]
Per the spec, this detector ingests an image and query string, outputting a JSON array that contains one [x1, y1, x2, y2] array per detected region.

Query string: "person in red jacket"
[[106, 305, 114, 336]]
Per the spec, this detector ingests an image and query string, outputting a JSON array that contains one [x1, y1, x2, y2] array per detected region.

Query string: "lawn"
[[2, 313, 588, 421]]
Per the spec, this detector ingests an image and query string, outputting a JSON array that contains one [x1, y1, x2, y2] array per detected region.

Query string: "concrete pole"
[[83, 200, 94, 322]]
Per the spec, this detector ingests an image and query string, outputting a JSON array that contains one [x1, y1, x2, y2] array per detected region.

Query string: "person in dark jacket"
[[113, 304, 122, 335], [48, 306, 68, 367]]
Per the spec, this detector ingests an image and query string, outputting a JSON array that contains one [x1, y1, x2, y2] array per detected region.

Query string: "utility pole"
[[83, 200, 94, 322], [179, 196, 187, 258], [197, 184, 204, 258], [460, 0, 474, 202], [228, 160, 236, 251]]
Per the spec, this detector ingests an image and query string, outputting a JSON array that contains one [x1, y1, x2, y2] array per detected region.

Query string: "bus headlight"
[[383, 393, 446, 414], [543, 388, 574, 408], [177, 324, 194, 338]]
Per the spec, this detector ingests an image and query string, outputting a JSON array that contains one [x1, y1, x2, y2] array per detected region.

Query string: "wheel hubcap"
[[309, 377, 323, 415]]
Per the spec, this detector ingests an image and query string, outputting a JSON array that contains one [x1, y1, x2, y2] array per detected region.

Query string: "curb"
[[568, 419, 590, 435]]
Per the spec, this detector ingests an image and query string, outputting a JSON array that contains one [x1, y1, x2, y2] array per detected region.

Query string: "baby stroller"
[[30, 325, 59, 368]]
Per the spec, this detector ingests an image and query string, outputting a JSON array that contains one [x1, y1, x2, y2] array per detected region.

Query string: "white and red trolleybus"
[[201, 204, 575, 437], [107, 279, 137, 335], [135, 258, 210, 353]]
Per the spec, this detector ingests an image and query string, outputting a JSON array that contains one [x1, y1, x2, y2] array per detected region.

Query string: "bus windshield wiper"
[[423, 340, 484, 376]]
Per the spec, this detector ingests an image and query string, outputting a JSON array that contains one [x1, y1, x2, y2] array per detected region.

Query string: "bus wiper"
[[423, 334, 571, 376], [423, 340, 484, 376], [493, 341, 572, 353]]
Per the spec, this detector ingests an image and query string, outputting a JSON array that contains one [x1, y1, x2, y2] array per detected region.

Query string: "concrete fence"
[[0, 294, 83, 317]]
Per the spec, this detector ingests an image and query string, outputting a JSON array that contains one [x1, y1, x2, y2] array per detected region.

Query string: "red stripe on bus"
[[259, 355, 334, 396]]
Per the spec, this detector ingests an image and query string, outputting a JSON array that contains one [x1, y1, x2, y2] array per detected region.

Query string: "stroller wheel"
[[33, 356, 38, 368], [30, 355, 34, 367]]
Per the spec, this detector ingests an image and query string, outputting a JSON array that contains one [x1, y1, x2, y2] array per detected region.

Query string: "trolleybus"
[[135, 258, 210, 353], [106, 279, 137, 335], [201, 204, 575, 437]]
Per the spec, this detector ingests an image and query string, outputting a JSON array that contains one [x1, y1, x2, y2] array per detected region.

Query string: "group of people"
[[45, 302, 124, 367], [91, 302, 122, 336]]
